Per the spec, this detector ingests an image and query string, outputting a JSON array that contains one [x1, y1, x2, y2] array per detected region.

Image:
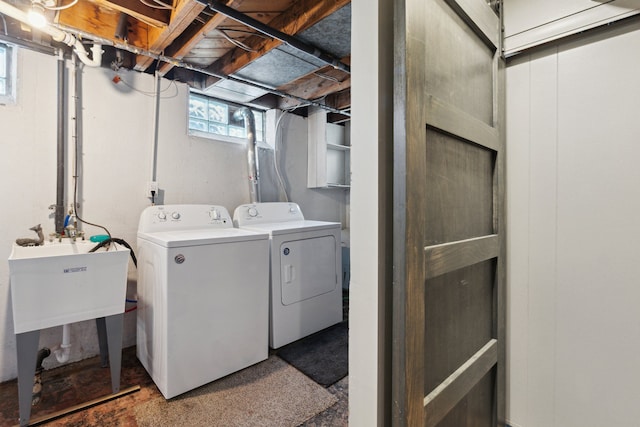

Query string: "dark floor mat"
[[276, 322, 348, 387]]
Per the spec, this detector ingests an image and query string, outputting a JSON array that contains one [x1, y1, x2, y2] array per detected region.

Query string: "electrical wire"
[[116, 74, 179, 98], [217, 28, 255, 52], [42, 0, 78, 11], [151, 0, 173, 8], [139, 0, 172, 10], [89, 237, 138, 312], [89, 237, 138, 267]]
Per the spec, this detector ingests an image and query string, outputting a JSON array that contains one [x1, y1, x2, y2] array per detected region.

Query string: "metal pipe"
[[234, 107, 260, 203], [55, 51, 65, 234], [197, 0, 350, 74], [73, 54, 83, 223]]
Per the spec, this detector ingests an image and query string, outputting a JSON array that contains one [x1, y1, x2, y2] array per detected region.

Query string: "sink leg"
[[95, 317, 109, 368], [16, 330, 40, 427], [104, 313, 123, 394]]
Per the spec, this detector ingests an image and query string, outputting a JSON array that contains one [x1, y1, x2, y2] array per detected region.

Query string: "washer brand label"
[[64, 267, 87, 273]]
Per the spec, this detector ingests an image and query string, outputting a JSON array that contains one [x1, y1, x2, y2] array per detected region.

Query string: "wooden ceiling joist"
[[133, 0, 208, 71], [205, 0, 351, 79], [276, 56, 351, 110], [155, 0, 248, 75], [102, 0, 171, 27]]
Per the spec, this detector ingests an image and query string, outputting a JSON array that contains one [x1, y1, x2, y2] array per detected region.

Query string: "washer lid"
[[137, 228, 269, 247], [239, 220, 340, 236]]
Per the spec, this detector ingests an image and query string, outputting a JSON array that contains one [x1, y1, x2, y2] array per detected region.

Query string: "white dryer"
[[233, 202, 342, 349], [136, 204, 269, 399]]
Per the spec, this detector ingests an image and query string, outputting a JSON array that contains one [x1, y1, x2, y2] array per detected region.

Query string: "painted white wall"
[[506, 18, 640, 427], [350, 0, 393, 425], [0, 48, 343, 382]]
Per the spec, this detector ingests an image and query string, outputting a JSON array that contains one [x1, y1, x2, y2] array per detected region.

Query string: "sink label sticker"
[[64, 267, 87, 273]]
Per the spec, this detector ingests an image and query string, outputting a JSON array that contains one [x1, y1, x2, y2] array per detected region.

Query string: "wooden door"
[[392, 0, 505, 426]]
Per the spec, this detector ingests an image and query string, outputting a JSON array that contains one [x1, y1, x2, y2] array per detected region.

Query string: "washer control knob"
[[171, 211, 180, 220], [157, 212, 167, 220], [289, 206, 296, 213], [209, 209, 220, 220], [248, 207, 258, 217]]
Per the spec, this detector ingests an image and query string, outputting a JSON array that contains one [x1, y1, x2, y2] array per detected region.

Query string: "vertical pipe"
[[55, 51, 66, 234], [234, 107, 260, 203], [150, 71, 161, 183], [73, 55, 83, 223]]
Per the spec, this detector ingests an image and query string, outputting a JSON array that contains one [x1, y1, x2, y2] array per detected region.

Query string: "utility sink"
[[8, 239, 130, 334]]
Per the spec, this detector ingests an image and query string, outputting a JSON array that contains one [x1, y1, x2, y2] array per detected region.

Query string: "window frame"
[[0, 42, 17, 105], [188, 91, 265, 145]]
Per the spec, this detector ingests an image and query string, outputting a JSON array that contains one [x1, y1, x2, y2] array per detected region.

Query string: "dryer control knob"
[[171, 211, 181, 220], [157, 212, 167, 220], [209, 209, 220, 220], [248, 207, 258, 217]]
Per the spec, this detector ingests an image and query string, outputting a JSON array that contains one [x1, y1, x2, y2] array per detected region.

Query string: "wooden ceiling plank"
[[276, 74, 350, 110], [156, 0, 247, 75], [326, 88, 351, 110], [134, 0, 207, 70], [58, 1, 151, 46], [207, 0, 351, 78], [274, 55, 350, 109], [101, 0, 170, 27]]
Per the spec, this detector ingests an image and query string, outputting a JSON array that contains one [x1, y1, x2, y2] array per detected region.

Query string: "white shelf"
[[327, 142, 351, 151], [307, 106, 351, 189]]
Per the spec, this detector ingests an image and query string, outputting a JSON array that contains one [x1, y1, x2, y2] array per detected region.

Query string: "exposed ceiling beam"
[[101, 0, 171, 27], [204, 0, 350, 81], [156, 0, 248, 75], [276, 56, 351, 110], [202, 0, 349, 73], [58, 0, 148, 47], [134, 0, 208, 71], [326, 88, 351, 110]]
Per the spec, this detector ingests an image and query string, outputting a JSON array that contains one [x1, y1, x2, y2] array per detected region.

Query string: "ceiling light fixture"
[[27, 0, 46, 28]]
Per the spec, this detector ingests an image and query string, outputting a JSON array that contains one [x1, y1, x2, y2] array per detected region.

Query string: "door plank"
[[426, 95, 499, 152], [423, 339, 498, 427], [444, 0, 500, 48], [393, 0, 505, 425], [425, 235, 499, 279]]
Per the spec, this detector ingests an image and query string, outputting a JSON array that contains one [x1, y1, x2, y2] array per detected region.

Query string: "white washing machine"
[[233, 202, 342, 349], [136, 204, 269, 399]]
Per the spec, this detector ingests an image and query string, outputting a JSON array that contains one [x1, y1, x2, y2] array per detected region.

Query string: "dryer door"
[[279, 235, 337, 305]]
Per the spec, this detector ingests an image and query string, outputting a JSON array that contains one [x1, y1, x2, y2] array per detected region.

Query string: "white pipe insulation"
[[0, 0, 102, 67]]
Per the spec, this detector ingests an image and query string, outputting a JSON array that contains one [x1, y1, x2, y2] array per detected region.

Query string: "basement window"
[[188, 93, 264, 143], [0, 42, 16, 105]]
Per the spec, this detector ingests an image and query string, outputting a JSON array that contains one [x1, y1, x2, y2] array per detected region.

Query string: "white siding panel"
[[507, 17, 640, 427]]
